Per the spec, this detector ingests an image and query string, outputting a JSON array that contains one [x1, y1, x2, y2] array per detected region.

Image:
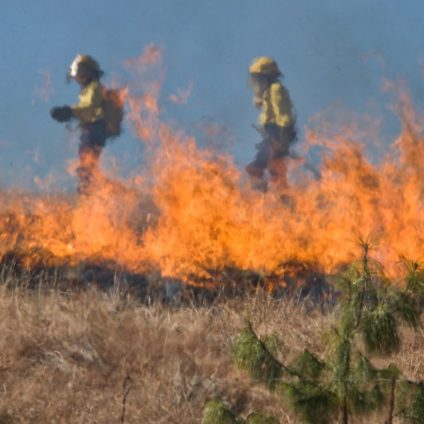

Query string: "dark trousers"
[[77, 119, 107, 195], [246, 124, 297, 182]]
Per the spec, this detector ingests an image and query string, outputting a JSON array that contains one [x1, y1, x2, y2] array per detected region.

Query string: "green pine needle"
[[279, 381, 337, 424], [388, 290, 420, 328], [233, 323, 283, 389], [245, 413, 279, 424], [202, 398, 240, 424], [290, 350, 325, 382], [361, 307, 400, 354]]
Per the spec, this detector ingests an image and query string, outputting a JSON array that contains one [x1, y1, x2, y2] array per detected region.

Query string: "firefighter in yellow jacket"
[[246, 57, 297, 190], [50, 55, 108, 195]]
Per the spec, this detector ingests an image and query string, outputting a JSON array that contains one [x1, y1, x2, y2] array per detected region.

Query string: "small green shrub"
[[202, 398, 239, 424]]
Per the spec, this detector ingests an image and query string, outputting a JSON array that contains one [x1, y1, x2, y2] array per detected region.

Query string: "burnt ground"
[[0, 250, 337, 310]]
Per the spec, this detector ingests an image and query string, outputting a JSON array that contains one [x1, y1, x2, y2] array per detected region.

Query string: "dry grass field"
[[0, 269, 422, 424]]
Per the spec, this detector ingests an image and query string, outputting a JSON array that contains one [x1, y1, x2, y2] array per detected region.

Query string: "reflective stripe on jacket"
[[72, 81, 105, 124]]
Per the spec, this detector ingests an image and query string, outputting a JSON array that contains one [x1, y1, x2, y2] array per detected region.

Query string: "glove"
[[50, 106, 73, 122]]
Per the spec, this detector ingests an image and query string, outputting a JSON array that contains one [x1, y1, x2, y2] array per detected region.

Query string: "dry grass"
[[0, 272, 422, 423]]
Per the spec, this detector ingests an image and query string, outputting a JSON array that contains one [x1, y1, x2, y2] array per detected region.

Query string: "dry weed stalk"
[[0, 263, 422, 423]]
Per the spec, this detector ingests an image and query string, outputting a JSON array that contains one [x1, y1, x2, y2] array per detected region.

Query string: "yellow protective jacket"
[[257, 82, 294, 128], [72, 81, 105, 124]]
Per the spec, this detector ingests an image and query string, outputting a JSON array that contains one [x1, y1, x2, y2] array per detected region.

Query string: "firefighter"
[[50, 55, 108, 195], [246, 57, 297, 191]]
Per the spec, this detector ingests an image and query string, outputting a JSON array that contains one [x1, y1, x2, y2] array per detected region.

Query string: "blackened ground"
[[0, 251, 337, 309]]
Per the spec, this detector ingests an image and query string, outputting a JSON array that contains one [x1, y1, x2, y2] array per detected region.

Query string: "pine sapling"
[[229, 242, 424, 424]]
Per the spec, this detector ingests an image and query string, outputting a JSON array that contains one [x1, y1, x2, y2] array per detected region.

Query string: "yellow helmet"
[[249, 57, 281, 75]]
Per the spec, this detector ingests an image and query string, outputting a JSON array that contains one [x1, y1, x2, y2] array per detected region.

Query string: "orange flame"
[[1, 48, 424, 285]]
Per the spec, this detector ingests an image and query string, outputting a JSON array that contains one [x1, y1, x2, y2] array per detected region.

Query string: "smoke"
[[168, 82, 193, 105], [32, 69, 53, 104]]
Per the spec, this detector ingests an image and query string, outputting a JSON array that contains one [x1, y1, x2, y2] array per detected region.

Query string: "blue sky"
[[1, 0, 424, 189]]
